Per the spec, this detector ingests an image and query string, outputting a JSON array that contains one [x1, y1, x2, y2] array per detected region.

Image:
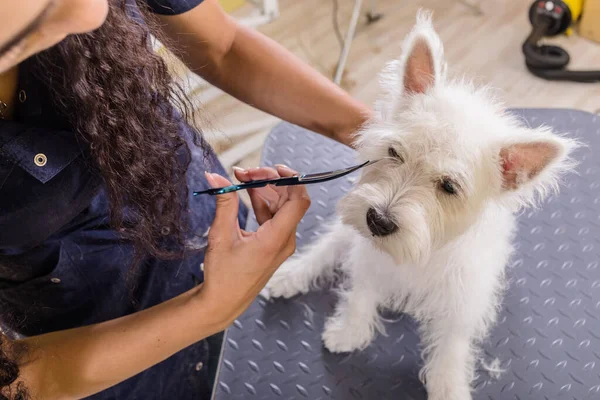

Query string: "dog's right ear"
[[399, 10, 445, 96], [375, 10, 446, 120]]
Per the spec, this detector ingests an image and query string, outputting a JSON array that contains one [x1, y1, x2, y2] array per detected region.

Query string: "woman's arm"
[[16, 285, 216, 400], [155, 0, 372, 147], [10, 167, 310, 400]]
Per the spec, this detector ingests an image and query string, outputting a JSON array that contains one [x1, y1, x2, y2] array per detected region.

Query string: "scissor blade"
[[299, 159, 379, 182]]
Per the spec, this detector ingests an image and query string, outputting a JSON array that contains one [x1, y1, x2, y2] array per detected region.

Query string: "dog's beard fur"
[[263, 9, 580, 400], [337, 166, 436, 265]]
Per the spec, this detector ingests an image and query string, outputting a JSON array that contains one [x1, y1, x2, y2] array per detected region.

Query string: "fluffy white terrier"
[[262, 10, 578, 400]]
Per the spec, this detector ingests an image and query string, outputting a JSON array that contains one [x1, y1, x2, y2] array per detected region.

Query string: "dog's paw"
[[322, 316, 375, 353], [262, 260, 310, 300], [425, 375, 472, 400], [427, 388, 471, 400]]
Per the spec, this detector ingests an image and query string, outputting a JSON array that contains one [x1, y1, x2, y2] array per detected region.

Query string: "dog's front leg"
[[322, 242, 384, 353], [262, 219, 352, 299], [420, 261, 504, 400], [322, 281, 383, 353], [419, 315, 477, 400]]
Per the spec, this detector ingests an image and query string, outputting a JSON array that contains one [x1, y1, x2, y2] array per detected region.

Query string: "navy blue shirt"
[[146, 0, 202, 14], [0, 0, 247, 398]]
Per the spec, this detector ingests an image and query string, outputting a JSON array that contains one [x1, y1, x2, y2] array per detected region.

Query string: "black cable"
[[523, 12, 600, 82]]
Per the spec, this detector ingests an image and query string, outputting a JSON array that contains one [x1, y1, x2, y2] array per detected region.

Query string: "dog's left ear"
[[499, 141, 561, 190], [399, 10, 445, 96], [498, 131, 579, 200]]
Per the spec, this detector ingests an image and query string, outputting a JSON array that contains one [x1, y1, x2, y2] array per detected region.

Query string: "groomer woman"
[[0, 0, 370, 398]]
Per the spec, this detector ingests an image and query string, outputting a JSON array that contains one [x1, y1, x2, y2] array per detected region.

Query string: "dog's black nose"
[[366, 208, 398, 237]]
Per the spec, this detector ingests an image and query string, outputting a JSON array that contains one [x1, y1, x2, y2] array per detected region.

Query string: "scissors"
[[194, 159, 379, 196]]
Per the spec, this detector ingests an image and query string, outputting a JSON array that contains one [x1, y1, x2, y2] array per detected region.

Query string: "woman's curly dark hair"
[[0, 335, 27, 400], [41, 0, 205, 264], [2, 0, 207, 397]]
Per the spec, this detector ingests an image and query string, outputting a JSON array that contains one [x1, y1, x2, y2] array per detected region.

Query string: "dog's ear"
[[375, 10, 446, 120], [404, 39, 435, 94], [499, 141, 561, 190], [497, 130, 579, 203], [399, 10, 445, 95]]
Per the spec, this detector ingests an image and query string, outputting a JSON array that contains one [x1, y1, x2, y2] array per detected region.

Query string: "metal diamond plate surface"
[[213, 109, 600, 400]]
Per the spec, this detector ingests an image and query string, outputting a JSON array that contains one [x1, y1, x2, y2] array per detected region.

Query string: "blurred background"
[[159, 0, 600, 186]]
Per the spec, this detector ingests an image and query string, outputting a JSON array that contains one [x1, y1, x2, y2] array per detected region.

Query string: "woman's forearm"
[[157, 0, 371, 147], [206, 23, 372, 146], [16, 285, 223, 400]]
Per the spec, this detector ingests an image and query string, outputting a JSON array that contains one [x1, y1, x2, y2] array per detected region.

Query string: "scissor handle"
[[193, 176, 300, 196]]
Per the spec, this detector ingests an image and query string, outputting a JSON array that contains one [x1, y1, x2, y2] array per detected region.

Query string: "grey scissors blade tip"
[[364, 159, 381, 166]]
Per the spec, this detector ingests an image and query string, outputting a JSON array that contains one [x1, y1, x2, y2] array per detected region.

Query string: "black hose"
[[523, 13, 600, 82], [525, 63, 600, 82]]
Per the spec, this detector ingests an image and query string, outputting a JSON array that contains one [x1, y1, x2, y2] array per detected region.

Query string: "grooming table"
[[212, 109, 600, 400]]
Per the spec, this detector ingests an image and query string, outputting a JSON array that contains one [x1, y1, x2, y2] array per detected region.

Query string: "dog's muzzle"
[[366, 208, 398, 237]]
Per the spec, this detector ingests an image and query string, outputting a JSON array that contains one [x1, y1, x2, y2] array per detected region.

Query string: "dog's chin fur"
[[262, 9, 580, 400], [337, 187, 433, 266]]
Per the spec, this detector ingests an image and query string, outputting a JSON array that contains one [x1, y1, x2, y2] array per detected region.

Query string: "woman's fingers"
[[258, 185, 310, 247], [205, 173, 240, 247], [231, 165, 309, 232], [232, 166, 250, 183], [233, 166, 278, 184], [234, 166, 291, 217], [275, 165, 308, 202], [266, 164, 310, 239], [247, 188, 273, 225]]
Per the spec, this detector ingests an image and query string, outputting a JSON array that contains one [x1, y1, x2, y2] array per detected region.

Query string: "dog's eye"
[[440, 178, 458, 195], [388, 147, 404, 162]]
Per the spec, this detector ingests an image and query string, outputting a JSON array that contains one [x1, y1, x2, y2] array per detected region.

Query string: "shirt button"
[[195, 362, 203, 371], [50, 278, 61, 284], [18, 90, 27, 103], [34, 153, 47, 167], [160, 226, 171, 236], [200, 263, 204, 272]]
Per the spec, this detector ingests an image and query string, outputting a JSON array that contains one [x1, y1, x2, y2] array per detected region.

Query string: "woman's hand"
[[199, 165, 310, 328], [12, 165, 309, 400]]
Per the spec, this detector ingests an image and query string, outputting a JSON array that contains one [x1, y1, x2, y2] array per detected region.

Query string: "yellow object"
[[562, 0, 583, 21], [218, 0, 246, 13], [565, 26, 573, 36]]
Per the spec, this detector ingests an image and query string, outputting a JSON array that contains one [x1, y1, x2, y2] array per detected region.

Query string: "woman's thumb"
[[206, 173, 239, 239]]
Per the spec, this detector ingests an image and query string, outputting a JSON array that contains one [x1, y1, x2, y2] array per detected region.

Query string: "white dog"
[[262, 10, 578, 400]]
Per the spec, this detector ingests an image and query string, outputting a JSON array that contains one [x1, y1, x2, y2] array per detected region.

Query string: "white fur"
[[262, 10, 579, 400]]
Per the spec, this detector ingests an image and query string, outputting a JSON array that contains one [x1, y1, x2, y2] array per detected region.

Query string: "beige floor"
[[202, 0, 600, 178]]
